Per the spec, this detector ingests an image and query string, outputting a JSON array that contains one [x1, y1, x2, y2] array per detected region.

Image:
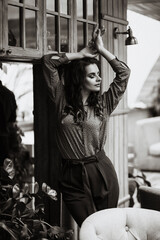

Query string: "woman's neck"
[[81, 89, 90, 105]]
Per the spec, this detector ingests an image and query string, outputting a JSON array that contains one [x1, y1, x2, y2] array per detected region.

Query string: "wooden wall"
[[100, 0, 130, 206]]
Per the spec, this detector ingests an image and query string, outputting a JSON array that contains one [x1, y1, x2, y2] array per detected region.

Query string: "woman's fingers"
[[100, 26, 106, 36], [92, 24, 99, 40], [92, 25, 106, 41]]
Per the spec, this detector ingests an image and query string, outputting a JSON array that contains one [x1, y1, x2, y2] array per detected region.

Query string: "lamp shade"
[[125, 36, 138, 45]]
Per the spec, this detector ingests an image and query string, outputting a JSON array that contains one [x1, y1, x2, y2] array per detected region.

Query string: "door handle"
[[0, 48, 6, 54], [6, 49, 12, 54]]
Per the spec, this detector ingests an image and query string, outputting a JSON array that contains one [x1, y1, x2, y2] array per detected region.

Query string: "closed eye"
[[88, 72, 100, 78]]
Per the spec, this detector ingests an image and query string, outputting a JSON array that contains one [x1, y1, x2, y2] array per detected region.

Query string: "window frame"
[[44, 0, 99, 54], [76, 0, 99, 50], [2, 0, 42, 58], [44, 0, 73, 53]]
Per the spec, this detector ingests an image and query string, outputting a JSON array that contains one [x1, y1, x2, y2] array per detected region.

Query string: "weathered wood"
[[101, 0, 129, 207]]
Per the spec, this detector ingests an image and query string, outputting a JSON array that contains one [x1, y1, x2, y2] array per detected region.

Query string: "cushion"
[[79, 208, 160, 240], [149, 142, 160, 156]]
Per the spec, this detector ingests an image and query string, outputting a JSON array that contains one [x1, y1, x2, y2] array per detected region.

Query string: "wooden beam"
[[128, 0, 160, 3], [101, 14, 128, 25]]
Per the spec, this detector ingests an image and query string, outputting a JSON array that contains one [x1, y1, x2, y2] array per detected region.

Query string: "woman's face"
[[83, 63, 102, 92]]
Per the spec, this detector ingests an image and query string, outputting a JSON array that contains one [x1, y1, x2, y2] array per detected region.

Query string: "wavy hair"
[[62, 58, 103, 124]]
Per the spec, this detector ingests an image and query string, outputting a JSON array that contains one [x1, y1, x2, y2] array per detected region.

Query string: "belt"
[[62, 150, 106, 212]]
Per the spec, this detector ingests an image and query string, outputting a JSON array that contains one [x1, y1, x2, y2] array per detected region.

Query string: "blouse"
[[42, 53, 130, 159]]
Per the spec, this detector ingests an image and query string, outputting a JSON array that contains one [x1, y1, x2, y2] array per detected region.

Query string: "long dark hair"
[[62, 58, 103, 124]]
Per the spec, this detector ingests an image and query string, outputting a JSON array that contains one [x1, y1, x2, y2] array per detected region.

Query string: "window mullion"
[[57, 0, 60, 52], [22, 2, 25, 49], [72, 0, 77, 52]]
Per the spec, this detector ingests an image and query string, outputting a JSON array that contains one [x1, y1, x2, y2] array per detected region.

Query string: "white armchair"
[[134, 116, 160, 170], [79, 208, 160, 240]]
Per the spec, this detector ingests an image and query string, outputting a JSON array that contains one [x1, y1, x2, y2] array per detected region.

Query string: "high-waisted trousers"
[[59, 149, 119, 227]]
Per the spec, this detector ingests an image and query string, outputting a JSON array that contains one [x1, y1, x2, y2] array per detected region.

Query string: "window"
[[45, 0, 99, 53], [46, 0, 71, 52], [77, 0, 99, 51], [8, 0, 39, 50]]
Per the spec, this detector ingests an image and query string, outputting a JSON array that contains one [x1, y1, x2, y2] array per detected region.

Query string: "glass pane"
[[77, 21, 85, 51], [0, 62, 35, 160], [60, 0, 69, 15], [88, 24, 94, 41], [0, 63, 33, 123], [77, 0, 83, 18], [46, 0, 56, 11], [47, 14, 57, 51], [60, 17, 69, 52], [25, 10, 37, 49], [87, 0, 93, 21], [25, 0, 36, 6], [8, 5, 21, 47]]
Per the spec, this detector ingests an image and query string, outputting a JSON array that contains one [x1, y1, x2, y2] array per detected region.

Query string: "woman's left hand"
[[80, 46, 97, 58]]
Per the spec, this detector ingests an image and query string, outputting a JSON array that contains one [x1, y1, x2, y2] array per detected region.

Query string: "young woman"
[[42, 27, 130, 227]]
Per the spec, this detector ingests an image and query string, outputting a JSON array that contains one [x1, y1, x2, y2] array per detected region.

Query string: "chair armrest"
[[139, 186, 160, 211]]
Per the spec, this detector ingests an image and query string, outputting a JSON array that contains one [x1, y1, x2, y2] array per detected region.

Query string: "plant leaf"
[[16, 201, 26, 215], [3, 158, 15, 179], [20, 223, 30, 240], [21, 207, 35, 219], [42, 183, 57, 201], [0, 167, 13, 184], [12, 183, 20, 198], [1, 198, 14, 213], [34, 182, 39, 194], [0, 222, 17, 240]]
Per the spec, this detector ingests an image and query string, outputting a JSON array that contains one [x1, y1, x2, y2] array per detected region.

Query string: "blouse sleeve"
[[42, 53, 69, 102], [102, 58, 131, 115]]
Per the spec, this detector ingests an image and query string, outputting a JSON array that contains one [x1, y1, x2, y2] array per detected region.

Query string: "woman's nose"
[[96, 75, 102, 81]]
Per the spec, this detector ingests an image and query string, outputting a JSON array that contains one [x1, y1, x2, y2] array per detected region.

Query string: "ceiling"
[[128, 0, 160, 22]]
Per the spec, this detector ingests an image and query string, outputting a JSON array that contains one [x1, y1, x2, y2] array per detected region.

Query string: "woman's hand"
[[79, 46, 97, 58], [92, 25, 105, 53], [88, 25, 105, 53]]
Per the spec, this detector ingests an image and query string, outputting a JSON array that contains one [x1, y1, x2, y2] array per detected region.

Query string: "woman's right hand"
[[92, 26, 105, 53]]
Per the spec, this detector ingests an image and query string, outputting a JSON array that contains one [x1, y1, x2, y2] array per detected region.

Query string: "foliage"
[[0, 123, 73, 240], [0, 160, 73, 240], [7, 123, 34, 185]]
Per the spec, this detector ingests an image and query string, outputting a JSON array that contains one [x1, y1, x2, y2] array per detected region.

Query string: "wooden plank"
[[0, 0, 2, 50], [113, 117, 119, 183], [101, 14, 128, 25], [123, 114, 129, 206], [119, 115, 124, 200], [123, 0, 128, 22], [118, 0, 123, 19], [2, 0, 8, 50], [100, 0, 108, 16], [108, 0, 113, 16], [113, 0, 118, 18], [128, 0, 160, 3], [34, 63, 62, 225]]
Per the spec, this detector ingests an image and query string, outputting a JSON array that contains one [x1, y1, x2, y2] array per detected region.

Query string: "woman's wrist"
[[97, 46, 115, 62], [97, 46, 105, 54], [66, 52, 83, 61]]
